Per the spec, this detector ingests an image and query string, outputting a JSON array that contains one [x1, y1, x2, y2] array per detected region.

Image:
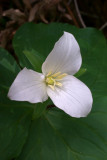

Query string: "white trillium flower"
[[8, 32, 93, 118]]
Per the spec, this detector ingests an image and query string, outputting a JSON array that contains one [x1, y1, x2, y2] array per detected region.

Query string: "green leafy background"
[[0, 23, 107, 160]]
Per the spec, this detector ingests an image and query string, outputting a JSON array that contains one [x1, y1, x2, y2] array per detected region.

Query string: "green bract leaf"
[[32, 99, 52, 120], [0, 48, 33, 160], [0, 106, 33, 160], [23, 49, 44, 72], [17, 97, 107, 160], [0, 47, 20, 102]]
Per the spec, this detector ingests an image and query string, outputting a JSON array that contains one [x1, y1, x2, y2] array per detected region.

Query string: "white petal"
[[42, 32, 82, 76], [47, 75, 93, 118], [8, 68, 48, 103]]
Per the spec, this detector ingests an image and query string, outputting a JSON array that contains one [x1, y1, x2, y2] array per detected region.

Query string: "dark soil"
[[0, 0, 107, 54]]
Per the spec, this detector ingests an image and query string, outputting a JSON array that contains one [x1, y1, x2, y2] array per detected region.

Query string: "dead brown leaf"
[[22, 0, 32, 10], [3, 8, 26, 23]]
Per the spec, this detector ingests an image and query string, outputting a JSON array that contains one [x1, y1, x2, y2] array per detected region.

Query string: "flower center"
[[45, 71, 67, 90]]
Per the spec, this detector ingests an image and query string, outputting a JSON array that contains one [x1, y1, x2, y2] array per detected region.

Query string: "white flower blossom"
[[8, 32, 93, 118]]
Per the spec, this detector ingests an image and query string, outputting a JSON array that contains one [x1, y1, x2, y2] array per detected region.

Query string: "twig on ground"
[[74, 0, 86, 28], [64, 0, 80, 27], [99, 22, 107, 31]]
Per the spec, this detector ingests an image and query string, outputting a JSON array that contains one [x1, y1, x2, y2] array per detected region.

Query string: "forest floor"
[[0, 0, 107, 54]]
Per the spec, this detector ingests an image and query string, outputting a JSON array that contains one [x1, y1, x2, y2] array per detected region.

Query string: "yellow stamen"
[[46, 77, 55, 85], [51, 72, 61, 77], [56, 73, 68, 79], [48, 85, 55, 90], [46, 71, 52, 77], [45, 71, 67, 90], [55, 82, 62, 87]]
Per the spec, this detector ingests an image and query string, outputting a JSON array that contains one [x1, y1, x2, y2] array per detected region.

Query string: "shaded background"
[[0, 0, 107, 54]]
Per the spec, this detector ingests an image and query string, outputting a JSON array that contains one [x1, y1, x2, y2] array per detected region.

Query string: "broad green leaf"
[[0, 106, 33, 160], [32, 98, 52, 120], [23, 49, 44, 72], [0, 48, 34, 160], [0, 47, 20, 103], [17, 97, 107, 160], [0, 47, 20, 75], [13, 23, 107, 160], [0, 48, 20, 86]]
